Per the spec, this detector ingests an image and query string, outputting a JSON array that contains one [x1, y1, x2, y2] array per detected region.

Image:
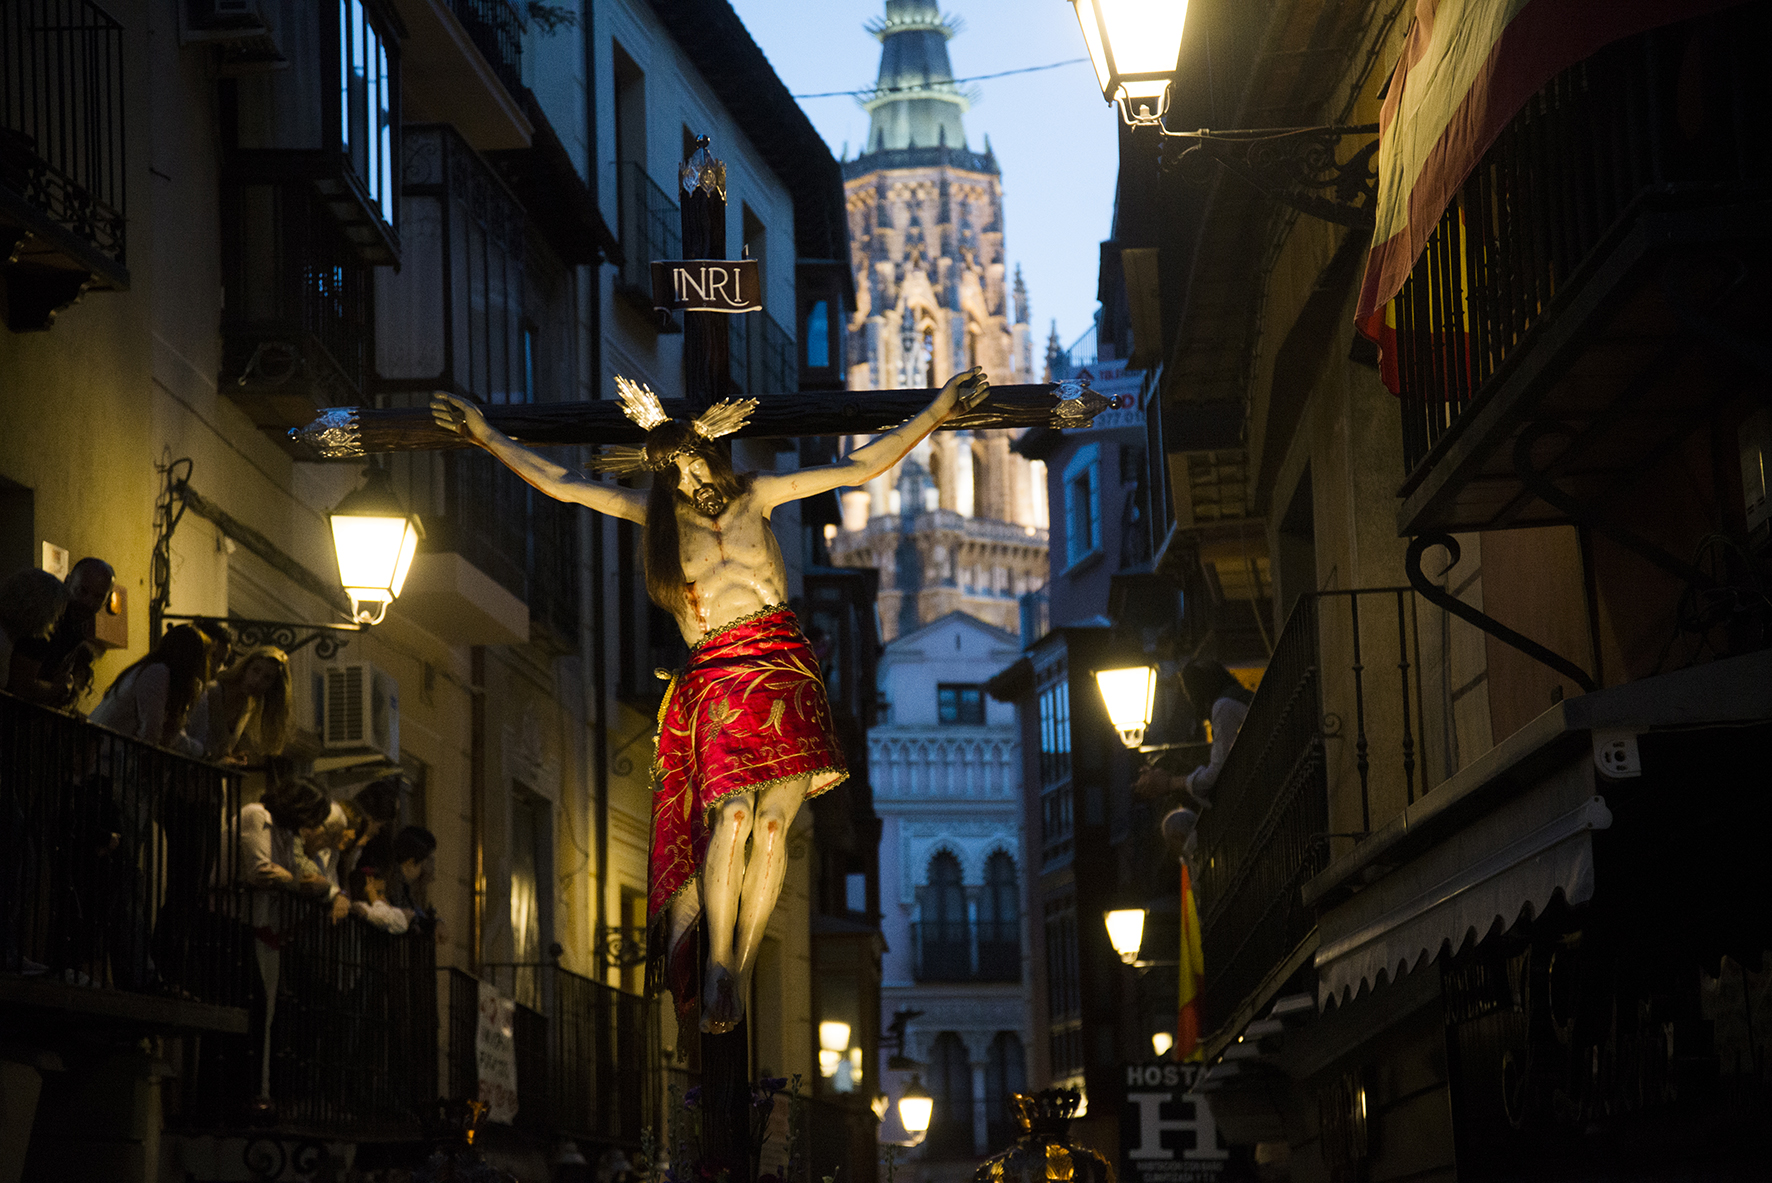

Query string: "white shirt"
[[90, 664, 171, 743], [1186, 696, 1250, 801]]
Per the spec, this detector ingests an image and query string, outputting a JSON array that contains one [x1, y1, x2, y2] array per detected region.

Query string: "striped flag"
[[1356, 0, 1743, 327], [1177, 860, 1205, 1062]]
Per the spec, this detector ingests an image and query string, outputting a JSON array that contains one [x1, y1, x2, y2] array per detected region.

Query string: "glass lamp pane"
[[332, 514, 409, 594], [899, 1094, 933, 1134], [1099, 0, 1189, 79], [1070, 0, 1113, 98], [389, 519, 420, 597], [1094, 666, 1157, 732], [1104, 908, 1146, 960]]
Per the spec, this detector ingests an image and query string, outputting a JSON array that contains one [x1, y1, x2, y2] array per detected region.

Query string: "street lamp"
[[897, 1074, 933, 1139], [329, 467, 423, 626], [1064, 0, 1379, 228], [1067, 0, 1190, 125], [1095, 664, 1158, 749], [1104, 907, 1147, 965], [1151, 1032, 1174, 1058]]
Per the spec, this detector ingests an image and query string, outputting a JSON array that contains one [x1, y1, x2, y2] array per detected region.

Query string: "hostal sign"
[[1120, 1062, 1227, 1183], [652, 259, 762, 314]]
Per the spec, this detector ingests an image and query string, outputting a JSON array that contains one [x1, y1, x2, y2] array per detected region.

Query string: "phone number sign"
[[1119, 1063, 1227, 1183]]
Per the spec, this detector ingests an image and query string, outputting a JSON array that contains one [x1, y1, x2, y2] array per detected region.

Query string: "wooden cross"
[[289, 381, 1108, 457]]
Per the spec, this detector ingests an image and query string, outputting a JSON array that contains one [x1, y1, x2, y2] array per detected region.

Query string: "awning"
[[1315, 780, 1610, 1008]]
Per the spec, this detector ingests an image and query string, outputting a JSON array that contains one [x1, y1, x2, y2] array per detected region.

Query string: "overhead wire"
[[792, 57, 1088, 99]]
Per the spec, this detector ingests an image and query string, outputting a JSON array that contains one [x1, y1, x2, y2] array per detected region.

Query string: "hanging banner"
[[477, 981, 519, 1124], [1120, 1062, 1228, 1183], [651, 258, 762, 313]]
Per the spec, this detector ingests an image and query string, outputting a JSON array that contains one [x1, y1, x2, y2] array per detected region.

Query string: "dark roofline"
[[647, 0, 854, 306]]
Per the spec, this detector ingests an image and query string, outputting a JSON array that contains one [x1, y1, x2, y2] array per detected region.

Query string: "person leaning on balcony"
[[89, 624, 212, 747], [0, 567, 71, 704], [233, 778, 332, 890], [297, 800, 363, 924], [183, 645, 292, 763], [1134, 660, 1253, 808], [7, 558, 113, 710]]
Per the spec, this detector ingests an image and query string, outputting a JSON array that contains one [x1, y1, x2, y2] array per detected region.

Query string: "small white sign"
[[40, 541, 69, 580], [477, 981, 519, 1124]]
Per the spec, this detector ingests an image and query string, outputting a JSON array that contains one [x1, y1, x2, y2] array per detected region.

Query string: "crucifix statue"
[[430, 367, 990, 1034]]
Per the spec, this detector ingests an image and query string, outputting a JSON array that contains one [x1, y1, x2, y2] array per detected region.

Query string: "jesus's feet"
[[701, 965, 744, 1034]]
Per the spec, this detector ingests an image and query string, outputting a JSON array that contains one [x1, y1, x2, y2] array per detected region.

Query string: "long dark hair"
[[642, 424, 748, 616], [102, 624, 211, 743], [1180, 660, 1253, 724]]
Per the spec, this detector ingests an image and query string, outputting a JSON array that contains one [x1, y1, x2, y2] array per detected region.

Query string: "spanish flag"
[[1356, 0, 1744, 325], [1176, 861, 1205, 1063]]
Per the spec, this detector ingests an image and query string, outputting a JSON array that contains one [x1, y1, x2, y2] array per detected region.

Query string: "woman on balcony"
[[89, 624, 211, 746], [184, 645, 292, 763]]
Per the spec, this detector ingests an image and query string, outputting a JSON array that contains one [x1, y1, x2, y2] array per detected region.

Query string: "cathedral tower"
[[831, 0, 1048, 641]]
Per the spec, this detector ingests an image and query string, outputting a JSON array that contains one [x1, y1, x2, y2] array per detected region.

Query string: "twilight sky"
[[728, 0, 1121, 362]]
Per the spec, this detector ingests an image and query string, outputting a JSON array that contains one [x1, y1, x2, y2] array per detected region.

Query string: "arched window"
[[928, 1031, 975, 1159], [978, 851, 1020, 981], [984, 1032, 1027, 1150], [916, 851, 970, 981]]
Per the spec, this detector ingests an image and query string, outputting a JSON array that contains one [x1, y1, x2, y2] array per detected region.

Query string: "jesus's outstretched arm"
[[748, 367, 989, 510], [431, 393, 649, 524]]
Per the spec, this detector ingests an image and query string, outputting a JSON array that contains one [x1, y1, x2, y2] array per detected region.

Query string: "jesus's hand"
[[944, 366, 991, 416], [430, 392, 490, 443]]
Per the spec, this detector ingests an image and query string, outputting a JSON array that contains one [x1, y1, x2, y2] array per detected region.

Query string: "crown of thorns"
[[590, 376, 758, 475]]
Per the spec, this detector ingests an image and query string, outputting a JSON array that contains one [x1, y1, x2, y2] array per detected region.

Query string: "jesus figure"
[[431, 367, 988, 1034]]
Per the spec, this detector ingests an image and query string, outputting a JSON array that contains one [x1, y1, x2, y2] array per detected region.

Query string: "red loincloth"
[[645, 606, 846, 1006]]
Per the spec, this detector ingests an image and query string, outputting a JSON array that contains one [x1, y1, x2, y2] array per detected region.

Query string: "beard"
[[689, 484, 728, 518]]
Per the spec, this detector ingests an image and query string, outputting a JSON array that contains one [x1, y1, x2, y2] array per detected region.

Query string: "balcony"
[[392, 445, 578, 648], [616, 161, 681, 331], [391, 0, 532, 151], [0, 0, 128, 331], [911, 920, 1021, 984], [0, 692, 438, 1144], [222, 182, 372, 447], [469, 963, 649, 1144], [1195, 589, 1434, 1051], [1391, 9, 1772, 536], [0, 693, 247, 1026]]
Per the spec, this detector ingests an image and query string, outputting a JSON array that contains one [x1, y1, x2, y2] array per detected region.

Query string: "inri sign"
[[650, 259, 762, 314]]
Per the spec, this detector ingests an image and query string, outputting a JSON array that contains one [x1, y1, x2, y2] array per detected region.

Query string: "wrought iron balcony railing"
[[0, 0, 129, 327], [617, 161, 681, 306], [477, 962, 650, 1144], [0, 691, 245, 1004], [448, 0, 524, 97], [1394, 14, 1768, 481], [1195, 588, 1432, 1039]]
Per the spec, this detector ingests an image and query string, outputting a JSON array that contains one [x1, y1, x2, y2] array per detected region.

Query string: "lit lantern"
[[898, 1074, 934, 1137], [329, 467, 423, 625], [1094, 664, 1158, 749], [1104, 908, 1147, 966], [1066, 0, 1190, 124], [1151, 1032, 1174, 1058]]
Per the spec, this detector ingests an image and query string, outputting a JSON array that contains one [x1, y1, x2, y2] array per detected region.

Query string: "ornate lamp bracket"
[[1156, 124, 1380, 229]]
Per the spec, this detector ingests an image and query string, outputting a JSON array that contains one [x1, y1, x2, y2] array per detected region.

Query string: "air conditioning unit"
[[322, 663, 400, 764]]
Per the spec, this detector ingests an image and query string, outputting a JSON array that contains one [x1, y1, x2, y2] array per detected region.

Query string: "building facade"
[[1110, 3, 1772, 1181], [828, 0, 1048, 643], [871, 612, 1032, 1176], [0, 0, 878, 1180]]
